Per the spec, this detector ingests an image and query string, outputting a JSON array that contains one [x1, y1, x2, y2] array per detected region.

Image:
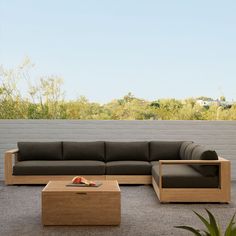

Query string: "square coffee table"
[[42, 180, 121, 225]]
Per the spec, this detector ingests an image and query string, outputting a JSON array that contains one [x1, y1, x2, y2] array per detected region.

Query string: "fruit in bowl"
[[72, 176, 96, 186]]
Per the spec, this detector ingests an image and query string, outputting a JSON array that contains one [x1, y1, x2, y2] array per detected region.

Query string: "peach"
[[72, 176, 82, 184]]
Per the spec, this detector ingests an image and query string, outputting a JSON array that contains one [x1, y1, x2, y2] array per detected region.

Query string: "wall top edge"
[[0, 119, 236, 123]]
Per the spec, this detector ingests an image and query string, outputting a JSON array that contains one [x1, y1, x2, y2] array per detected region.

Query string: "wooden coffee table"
[[42, 180, 121, 225]]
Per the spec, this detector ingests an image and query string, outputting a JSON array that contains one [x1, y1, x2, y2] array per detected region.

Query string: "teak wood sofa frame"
[[152, 158, 231, 203], [4, 149, 231, 203]]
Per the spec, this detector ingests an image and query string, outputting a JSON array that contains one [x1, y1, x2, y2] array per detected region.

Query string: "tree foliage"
[[0, 60, 236, 120]]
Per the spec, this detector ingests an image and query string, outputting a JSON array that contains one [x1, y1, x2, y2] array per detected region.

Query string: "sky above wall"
[[0, 0, 236, 103]]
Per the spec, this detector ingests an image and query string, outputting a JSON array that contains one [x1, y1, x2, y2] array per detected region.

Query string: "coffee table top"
[[42, 180, 120, 193]]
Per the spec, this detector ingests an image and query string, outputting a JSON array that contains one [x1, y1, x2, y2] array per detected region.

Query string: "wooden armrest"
[[5, 149, 19, 154], [159, 159, 224, 165], [218, 157, 230, 162], [4, 149, 18, 185]]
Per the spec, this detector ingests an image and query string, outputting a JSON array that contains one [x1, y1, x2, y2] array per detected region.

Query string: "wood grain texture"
[[4, 150, 18, 185], [4, 153, 13, 185], [6, 175, 106, 185], [42, 180, 120, 192], [1, 120, 236, 180], [219, 159, 231, 202], [42, 180, 120, 225], [159, 158, 227, 164], [152, 177, 161, 199], [106, 175, 151, 184]]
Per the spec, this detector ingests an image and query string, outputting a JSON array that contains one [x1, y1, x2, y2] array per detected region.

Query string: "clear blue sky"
[[1, 1, 236, 103]]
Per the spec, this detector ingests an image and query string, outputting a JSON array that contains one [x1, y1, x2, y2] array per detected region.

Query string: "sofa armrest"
[[4, 149, 19, 185], [5, 149, 19, 154], [159, 159, 225, 165], [158, 157, 231, 196]]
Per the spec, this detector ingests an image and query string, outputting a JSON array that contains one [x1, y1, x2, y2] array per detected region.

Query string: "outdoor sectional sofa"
[[4, 141, 231, 203]]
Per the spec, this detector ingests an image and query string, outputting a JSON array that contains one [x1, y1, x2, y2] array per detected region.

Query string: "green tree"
[[0, 58, 30, 118], [1, 59, 236, 120], [27, 77, 65, 119]]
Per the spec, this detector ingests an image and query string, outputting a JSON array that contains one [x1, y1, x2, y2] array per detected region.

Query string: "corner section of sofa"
[[151, 141, 231, 203]]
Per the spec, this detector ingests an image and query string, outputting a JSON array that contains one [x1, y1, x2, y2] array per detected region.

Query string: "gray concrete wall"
[[0, 120, 235, 180]]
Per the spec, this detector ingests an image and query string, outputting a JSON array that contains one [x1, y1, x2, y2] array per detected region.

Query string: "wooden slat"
[[7, 175, 106, 185], [106, 175, 151, 184]]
